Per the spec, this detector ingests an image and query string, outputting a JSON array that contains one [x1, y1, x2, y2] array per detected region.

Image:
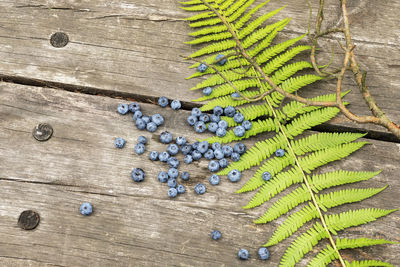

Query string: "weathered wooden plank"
[[0, 83, 399, 266], [0, 0, 399, 136]]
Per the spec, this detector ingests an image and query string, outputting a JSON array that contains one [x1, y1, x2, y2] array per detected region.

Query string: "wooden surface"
[[0, 0, 399, 137], [1, 0, 400, 266]]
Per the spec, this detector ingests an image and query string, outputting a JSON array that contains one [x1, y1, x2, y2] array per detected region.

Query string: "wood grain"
[[0, 0, 399, 136], [0, 83, 399, 266]]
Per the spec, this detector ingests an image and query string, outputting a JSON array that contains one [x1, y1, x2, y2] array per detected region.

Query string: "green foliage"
[[180, 0, 397, 266]]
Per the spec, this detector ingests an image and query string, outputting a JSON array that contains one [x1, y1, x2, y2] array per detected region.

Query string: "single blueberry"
[[191, 150, 202, 161], [222, 145, 233, 157], [214, 149, 224, 160], [234, 143, 246, 155], [216, 128, 227, 137], [191, 108, 202, 117], [158, 171, 169, 183], [219, 158, 228, 169], [134, 143, 146, 155], [231, 152, 240, 162], [117, 103, 129, 115], [213, 106, 224, 116], [167, 144, 179, 156], [242, 120, 252, 130], [203, 87, 212, 96], [167, 157, 180, 168], [198, 63, 208, 73], [160, 131, 173, 144], [204, 149, 214, 160], [192, 141, 200, 150], [146, 122, 157, 133], [184, 154, 193, 164], [199, 114, 210, 123], [138, 136, 147, 145], [181, 144, 192, 155], [168, 168, 179, 179], [80, 202, 93, 216], [233, 112, 245, 124], [176, 136, 187, 146], [149, 151, 159, 161], [224, 106, 236, 117], [215, 54, 227, 66], [114, 137, 126, 149], [131, 168, 145, 182], [168, 188, 178, 198], [135, 118, 146, 130], [194, 121, 207, 133], [275, 149, 285, 157], [170, 100, 181, 110], [133, 110, 143, 121], [208, 160, 220, 172], [167, 178, 177, 188], [177, 184, 186, 194], [181, 171, 190, 181], [211, 142, 222, 150], [218, 120, 228, 129], [187, 114, 198, 126], [262, 171, 271, 181], [194, 183, 206, 195], [152, 114, 164, 126], [159, 151, 170, 162], [228, 169, 241, 182], [142, 115, 151, 124], [238, 249, 249, 260], [209, 174, 220, 185], [208, 122, 218, 133], [197, 141, 209, 154], [231, 92, 240, 98], [158, 96, 169, 108], [258, 247, 270, 260], [128, 102, 141, 113], [234, 126, 245, 137], [210, 114, 220, 123], [211, 229, 222, 240]]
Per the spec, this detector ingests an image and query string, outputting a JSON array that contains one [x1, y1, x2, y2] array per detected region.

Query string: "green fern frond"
[[345, 260, 395, 267], [180, 3, 219, 11], [180, 0, 216, 5]]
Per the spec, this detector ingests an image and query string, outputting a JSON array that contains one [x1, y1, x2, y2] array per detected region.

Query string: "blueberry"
[[216, 128, 227, 137], [176, 136, 187, 146], [149, 151, 159, 161], [203, 87, 212, 96], [204, 149, 214, 160], [168, 188, 178, 198], [114, 137, 126, 149], [197, 141, 209, 154], [167, 157, 180, 168], [134, 143, 146, 155], [191, 107, 202, 117], [258, 247, 270, 260], [208, 160, 220, 172], [228, 169, 241, 182], [142, 115, 151, 124], [275, 149, 285, 157], [177, 184, 186, 194], [192, 141, 199, 150], [211, 229, 222, 240], [233, 112, 245, 123], [167, 144, 179, 156], [238, 249, 249, 260], [187, 115, 198, 126], [128, 102, 141, 113], [234, 143, 246, 155], [158, 96, 169, 108], [181, 144, 192, 155], [199, 114, 210, 123], [231, 152, 240, 162], [224, 106, 236, 117], [131, 168, 145, 182], [210, 114, 220, 123], [209, 174, 220, 185], [146, 122, 157, 132], [137, 136, 147, 145], [222, 145, 233, 157], [168, 168, 179, 179], [191, 150, 202, 161], [262, 171, 271, 181], [231, 92, 240, 98], [133, 110, 143, 121], [198, 63, 208, 73], [117, 104, 129, 115], [218, 120, 228, 129], [160, 131, 173, 144], [80, 202, 93, 216], [194, 183, 206, 194], [194, 121, 207, 133], [214, 149, 224, 160], [234, 126, 245, 137], [135, 118, 146, 130], [184, 154, 193, 164], [208, 122, 218, 133], [158, 171, 169, 183], [181, 171, 190, 181], [213, 106, 224, 116], [152, 114, 164, 126], [211, 142, 221, 150], [159, 151, 170, 162], [242, 120, 252, 130], [171, 100, 181, 110], [216, 54, 227, 66], [219, 158, 228, 169], [168, 178, 177, 188]]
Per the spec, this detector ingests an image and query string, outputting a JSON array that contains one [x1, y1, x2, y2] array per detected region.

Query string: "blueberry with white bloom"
[[191, 150, 202, 161], [181, 172, 190, 181], [216, 127, 227, 137], [177, 184, 186, 194], [192, 141, 199, 150], [191, 107, 202, 117], [175, 136, 187, 146], [137, 136, 147, 145], [134, 143, 145, 155], [222, 145, 233, 157], [231, 152, 240, 162], [133, 110, 143, 121], [214, 149, 224, 160], [158, 96, 169, 108], [187, 115, 198, 126], [131, 168, 145, 182], [167, 157, 180, 168], [208, 122, 218, 133], [146, 122, 157, 132], [203, 87, 212, 96], [224, 106, 236, 117], [198, 63, 208, 73], [211, 229, 222, 240], [242, 120, 252, 130], [142, 115, 151, 124], [275, 149, 285, 157], [234, 125, 245, 137], [204, 149, 214, 160], [231, 92, 240, 98], [151, 114, 164, 126], [228, 169, 241, 182], [128, 102, 140, 113], [213, 106, 224, 116], [210, 114, 220, 123], [208, 160, 220, 172], [262, 171, 271, 181], [233, 112, 245, 124], [184, 154, 193, 164], [215, 54, 227, 66], [158, 151, 170, 162], [114, 137, 126, 149], [197, 141, 209, 154], [219, 158, 228, 169], [135, 118, 146, 130], [117, 103, 129, 115], [80, 202, 93, 216], [167, 144, 179, 156], [168, 168, 179, 179], [258, 247, 270, 260], [194, 121, 207, 133], [194, 183, 206, 195], [238, 249, 249, 260], [211, 142, 221, 150], [149, 151, 159, 161], [209, 174, 220, 185], [167, 178, 177, 188], [168, 188, 178, 198], [218, 120, 228, 129], [160, 131, 173, 144], [170, 100, 181, 110], [158, 171, 169, 183], [199, 114, 210, 123], [181, 144, 192, 155], [234, 143, 246, 155]]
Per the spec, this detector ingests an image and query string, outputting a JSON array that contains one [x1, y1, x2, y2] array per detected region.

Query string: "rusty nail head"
[[32, 123, 53, 141], [50, 32, 69, 48], [18, 210, 40, 230]]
